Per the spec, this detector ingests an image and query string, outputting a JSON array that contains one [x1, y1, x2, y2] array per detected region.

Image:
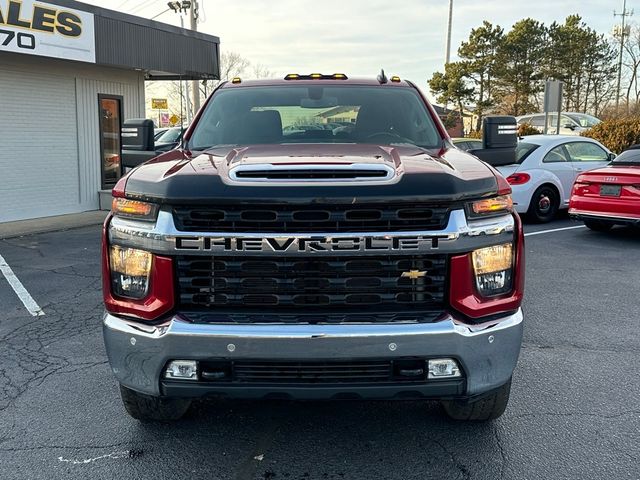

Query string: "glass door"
[[98, 95, 123, 189]]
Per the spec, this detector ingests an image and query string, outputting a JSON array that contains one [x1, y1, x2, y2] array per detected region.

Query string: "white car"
[[496, 135, 614, 222], [516, 112, 601, 136]]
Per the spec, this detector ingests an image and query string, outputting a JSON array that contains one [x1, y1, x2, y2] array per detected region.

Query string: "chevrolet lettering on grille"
[[174, 235, 450, 254]]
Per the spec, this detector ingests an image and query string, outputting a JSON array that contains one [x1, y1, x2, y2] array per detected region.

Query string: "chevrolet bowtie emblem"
[[401, 270, 427, 280]]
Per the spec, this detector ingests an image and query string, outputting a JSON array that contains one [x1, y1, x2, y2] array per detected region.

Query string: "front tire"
[[442, 379, 511, 421], [584, 219, 614, 232], [527, 185, 559, 223], [119, 384, 191, 422]]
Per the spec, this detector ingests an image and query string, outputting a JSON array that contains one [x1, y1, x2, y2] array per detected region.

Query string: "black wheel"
[[584, 219, 614, 232], [442, 379, 511, 421], [119, 384, 191, 422], [527, 185, 559, 223]]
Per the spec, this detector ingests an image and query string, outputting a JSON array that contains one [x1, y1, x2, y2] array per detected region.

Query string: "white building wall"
[[0, 67, 79, 222], [0, 53, 145, 223]]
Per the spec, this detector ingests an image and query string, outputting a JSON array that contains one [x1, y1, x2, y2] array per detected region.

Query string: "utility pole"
[[168, 1, 194, 123], [189, 0, 201, 114], [445, 0, 453, 65], [614, 0, 633, 112]]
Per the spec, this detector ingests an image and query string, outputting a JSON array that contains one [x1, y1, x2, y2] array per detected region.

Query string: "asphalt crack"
[[431, 439, 472, 480], [493, 425, 507, 480]]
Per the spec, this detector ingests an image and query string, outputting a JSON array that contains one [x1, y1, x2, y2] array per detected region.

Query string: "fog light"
[[165, 360, 198, 380], [428, 359, 461, 379]]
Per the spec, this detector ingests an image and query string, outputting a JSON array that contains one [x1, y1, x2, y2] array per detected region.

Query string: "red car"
[[569, 148, 640, 231]]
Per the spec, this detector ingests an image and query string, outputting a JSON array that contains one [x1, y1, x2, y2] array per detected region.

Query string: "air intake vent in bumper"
[[173, 204, 450, 233], [198, 359, 433, 384]]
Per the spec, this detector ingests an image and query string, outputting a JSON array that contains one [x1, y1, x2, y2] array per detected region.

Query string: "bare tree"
[[147, 52, 274, 125], [623, 24, 640, 111], [199, 52, 272, 98]]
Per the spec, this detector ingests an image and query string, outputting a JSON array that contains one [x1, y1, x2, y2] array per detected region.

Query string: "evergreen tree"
[[494, 19, 548, 116], [458, 21, 504, 130]]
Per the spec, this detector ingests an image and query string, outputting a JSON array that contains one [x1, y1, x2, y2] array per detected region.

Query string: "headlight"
[[468, 195, 513, 218], [472, 243, 513, 296], [111, 198, 158, 221], [109, 245, 152, 299]]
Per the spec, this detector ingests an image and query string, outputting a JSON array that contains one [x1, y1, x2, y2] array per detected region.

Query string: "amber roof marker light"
[[284, 73, 349, 80]]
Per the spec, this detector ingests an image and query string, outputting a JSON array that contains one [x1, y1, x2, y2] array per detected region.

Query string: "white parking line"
[[524, 225, 586, 237], [0, 252, 45, 317]]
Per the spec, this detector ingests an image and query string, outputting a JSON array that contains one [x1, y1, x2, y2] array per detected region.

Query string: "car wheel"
[[584, 219, 614, 232], [442, 379, 512, 421], [527, 185, 559, 223], [119, 384, 191, 422]]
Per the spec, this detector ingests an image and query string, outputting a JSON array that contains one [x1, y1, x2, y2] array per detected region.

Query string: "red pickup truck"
[[102, 73, 524, 422]]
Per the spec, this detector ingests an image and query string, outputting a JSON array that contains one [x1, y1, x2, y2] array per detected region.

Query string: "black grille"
[[173, 204, 450, 233], [176, 255, 447, 316], [199, 360, 430, 385]]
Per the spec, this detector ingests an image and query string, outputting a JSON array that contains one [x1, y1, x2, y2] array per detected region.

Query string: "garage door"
[[0, 68, 80, 222]]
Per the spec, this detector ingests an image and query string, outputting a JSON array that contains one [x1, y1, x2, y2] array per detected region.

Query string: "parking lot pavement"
[[0, 219, 638, 480]]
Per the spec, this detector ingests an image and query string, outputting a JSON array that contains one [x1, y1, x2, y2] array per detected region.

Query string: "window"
[[98, 95, 123, 189], [612, 149, 640, 164], [156, 127, 182, 143], [528, 115, 545, 128], [564, 142, 608, 162], [560, 115, 578, 128], [543, 145, 569, 163], [566, 113, 601, 128], [515, 142, 540, 164], [188, 85, 441, 150]]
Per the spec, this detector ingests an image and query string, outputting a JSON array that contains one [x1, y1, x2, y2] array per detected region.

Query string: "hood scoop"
[[229, 163, 396, 184]]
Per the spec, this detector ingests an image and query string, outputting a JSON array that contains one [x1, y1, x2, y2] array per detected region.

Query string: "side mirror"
[[121, 119, 158, 169], [468, 116, 518, 166], [563, 123, 576, 130], [608, 152, 617, 162], [122, 119, 155, 152]]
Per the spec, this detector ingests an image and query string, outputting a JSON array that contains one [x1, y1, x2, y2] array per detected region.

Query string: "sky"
[[83, 0, 628, 92]]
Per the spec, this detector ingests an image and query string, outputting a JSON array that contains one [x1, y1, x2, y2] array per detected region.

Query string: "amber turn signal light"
[[111, 198, 158, 220], [470, 195, 513, 216]]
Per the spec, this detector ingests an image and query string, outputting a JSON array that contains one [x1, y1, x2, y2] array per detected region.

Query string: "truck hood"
[[123, 143, 500, 204]]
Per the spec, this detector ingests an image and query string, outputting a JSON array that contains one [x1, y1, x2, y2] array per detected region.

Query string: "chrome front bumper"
[[103, 309, 523, 398]]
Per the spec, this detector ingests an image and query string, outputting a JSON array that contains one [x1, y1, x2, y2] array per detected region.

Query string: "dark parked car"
[[452, 137, 483, 152], [154, 126, 183, 152]]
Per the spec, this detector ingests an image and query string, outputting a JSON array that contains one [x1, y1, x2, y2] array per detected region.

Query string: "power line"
[[151, 8, 171, 20], [128, 0, 157, 15], [114, 0, 134, 11]]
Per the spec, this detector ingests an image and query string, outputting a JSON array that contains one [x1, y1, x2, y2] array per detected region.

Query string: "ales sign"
[[0, 0, 95, 63]]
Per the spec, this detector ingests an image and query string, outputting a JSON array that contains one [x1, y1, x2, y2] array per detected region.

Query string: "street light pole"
[[614, 0, 633, 113], [168, 1, 194, 123], [445, 0, 453, 65], [189, 0, 201, 114]]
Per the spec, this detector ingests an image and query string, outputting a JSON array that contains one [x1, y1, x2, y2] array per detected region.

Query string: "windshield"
[[566, 113, 600, 128], [188, 85, 441, 150], [612, 148, 640, 165], [156, 128, 182, 143], [515, 142, 540, 164]]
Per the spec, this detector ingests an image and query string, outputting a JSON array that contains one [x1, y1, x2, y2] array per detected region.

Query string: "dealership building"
[[0, 0, 219, 222]]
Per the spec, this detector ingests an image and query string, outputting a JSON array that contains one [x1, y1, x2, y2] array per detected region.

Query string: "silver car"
[[516, 112, 601, 136]]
